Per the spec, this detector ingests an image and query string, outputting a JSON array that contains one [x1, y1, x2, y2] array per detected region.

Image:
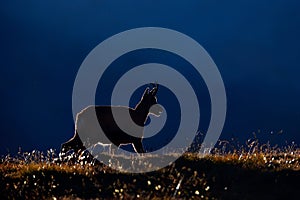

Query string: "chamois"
[[61, 83, 162, 154]]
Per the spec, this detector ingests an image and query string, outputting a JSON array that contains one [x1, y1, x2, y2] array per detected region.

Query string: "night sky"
[[1, 0, 300, 154]]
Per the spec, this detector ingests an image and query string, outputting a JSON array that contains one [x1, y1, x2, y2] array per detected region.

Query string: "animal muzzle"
[[149, 104, 163, 117]]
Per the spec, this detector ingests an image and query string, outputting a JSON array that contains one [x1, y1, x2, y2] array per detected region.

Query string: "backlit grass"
[[0, 142, 299, 199]]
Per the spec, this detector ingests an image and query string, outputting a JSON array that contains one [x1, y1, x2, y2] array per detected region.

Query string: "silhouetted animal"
[[61, 83, 162, 154]]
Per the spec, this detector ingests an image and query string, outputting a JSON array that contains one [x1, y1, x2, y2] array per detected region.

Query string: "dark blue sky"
[[1, 1, 300, 154]]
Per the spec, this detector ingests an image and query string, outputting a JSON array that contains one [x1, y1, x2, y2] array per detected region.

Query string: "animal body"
[[61, 83, 162, 154], [86, 142, 112, 154]]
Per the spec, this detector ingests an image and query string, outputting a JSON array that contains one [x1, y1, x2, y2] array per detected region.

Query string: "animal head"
[[139, 83, 163, 117]]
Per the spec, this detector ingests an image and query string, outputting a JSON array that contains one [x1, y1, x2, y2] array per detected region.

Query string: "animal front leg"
[[110, 144, 118, 155], [132, 139, 145, 154]]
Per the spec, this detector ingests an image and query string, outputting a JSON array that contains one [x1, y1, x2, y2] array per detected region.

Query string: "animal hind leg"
[[61, 131, 85, 154]]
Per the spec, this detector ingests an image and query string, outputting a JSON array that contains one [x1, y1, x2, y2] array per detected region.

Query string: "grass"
[[0, 143, 299, 200]]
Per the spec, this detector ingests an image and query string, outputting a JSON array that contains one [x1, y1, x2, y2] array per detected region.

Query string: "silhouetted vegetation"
[[1, 141, 299, 199]]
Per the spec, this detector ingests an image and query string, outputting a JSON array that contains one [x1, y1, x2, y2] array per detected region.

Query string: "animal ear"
[[151, 83, 159, 96], [143, 87, 150, 96]]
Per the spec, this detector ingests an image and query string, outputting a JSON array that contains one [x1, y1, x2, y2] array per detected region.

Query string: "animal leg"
[[110, 144, 118, 155], [132, 139, 145, 154], [60, 131, 85, 154]]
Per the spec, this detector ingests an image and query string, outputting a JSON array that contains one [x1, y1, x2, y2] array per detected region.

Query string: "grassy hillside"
[[1, 147, 299, 200]]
